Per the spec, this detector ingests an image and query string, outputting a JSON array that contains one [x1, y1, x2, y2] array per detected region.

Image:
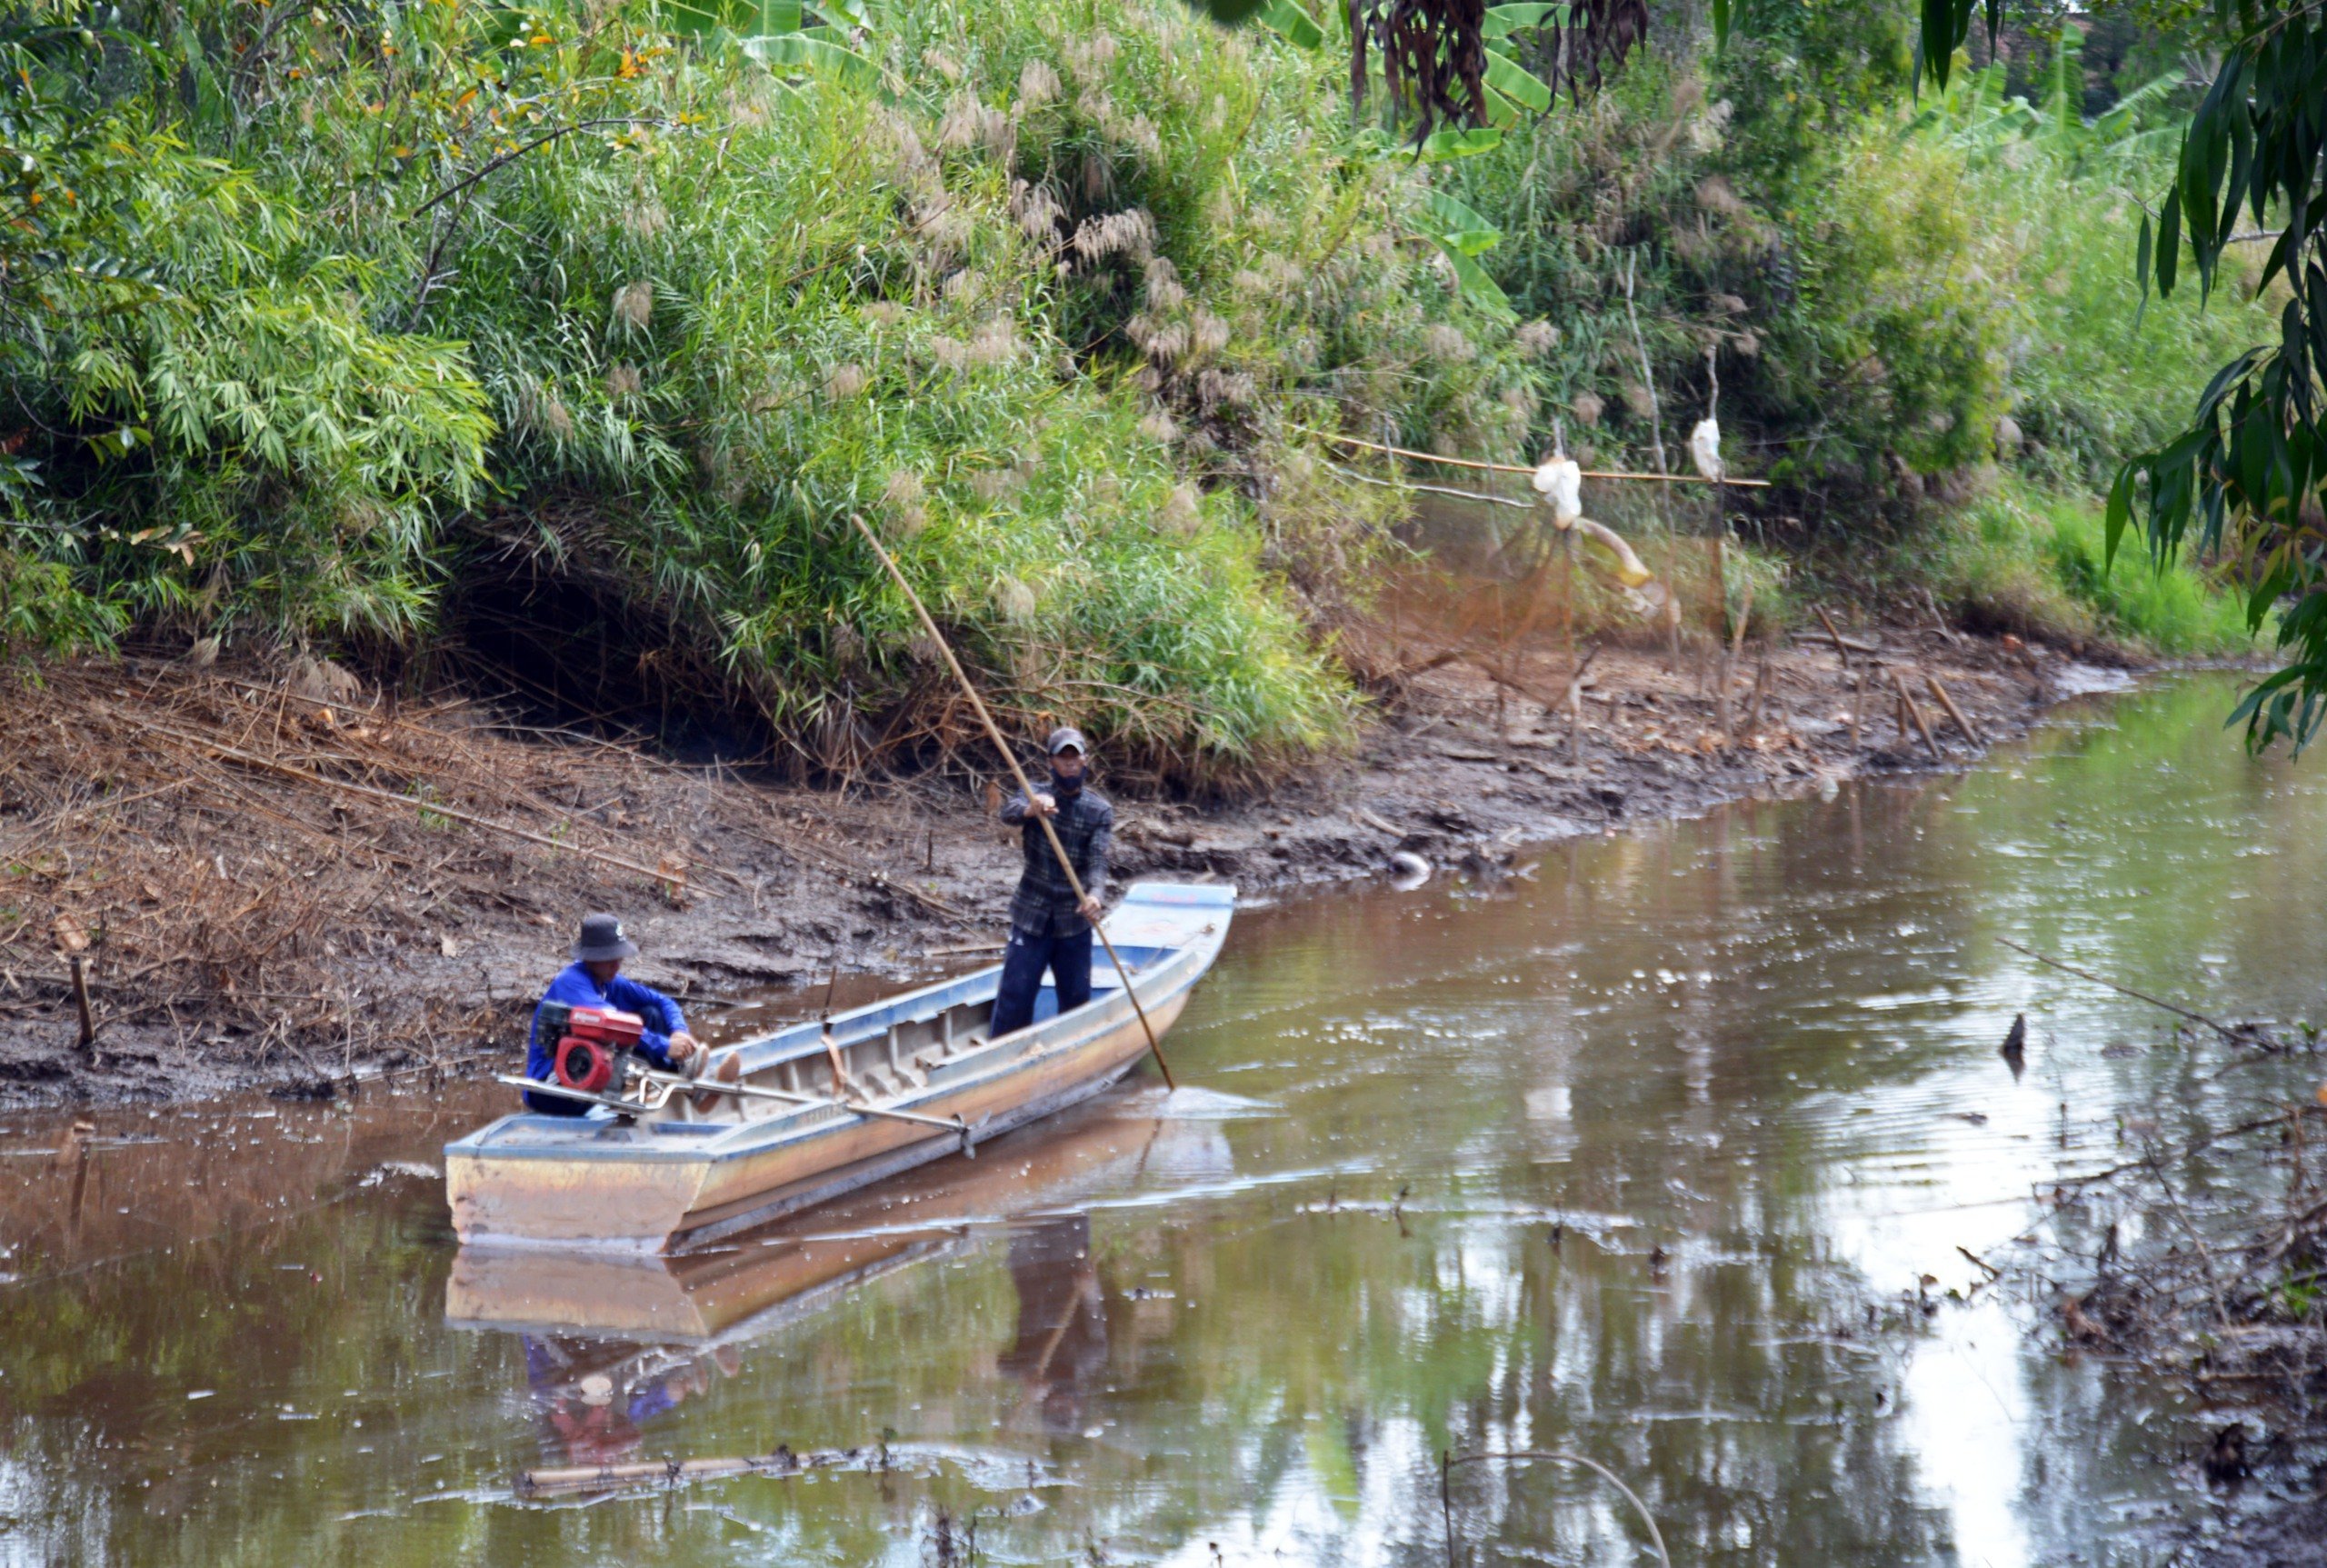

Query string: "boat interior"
[[464, 883, 1231, 1151], [672, 938, 1174, 1127]]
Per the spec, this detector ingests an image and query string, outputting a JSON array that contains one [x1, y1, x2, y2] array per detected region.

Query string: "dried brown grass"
[[0, 657, 779, 1081]]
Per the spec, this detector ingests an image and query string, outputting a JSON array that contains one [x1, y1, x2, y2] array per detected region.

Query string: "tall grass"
[[1439, 28, 2273, 660], [1, 0, 1553, 787], [1925, 476, 2253, 655], [5, 0, 2274, 773]]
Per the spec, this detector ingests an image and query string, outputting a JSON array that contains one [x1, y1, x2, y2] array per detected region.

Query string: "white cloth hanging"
[[1531, 456, 1583, 526], [1688, 416, 1723, 482]]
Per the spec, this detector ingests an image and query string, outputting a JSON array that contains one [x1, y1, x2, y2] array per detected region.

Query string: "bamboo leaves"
[[2124, 1, 2326, 748], [1914, 0, 2001, 93]]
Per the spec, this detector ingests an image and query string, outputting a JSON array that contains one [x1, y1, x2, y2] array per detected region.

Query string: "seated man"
[[990, 727, 1111, 1039], [524, 913, 709, 1115]]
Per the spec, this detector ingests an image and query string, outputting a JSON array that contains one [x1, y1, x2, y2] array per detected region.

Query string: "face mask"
[[1050, 763, 1083, 796]]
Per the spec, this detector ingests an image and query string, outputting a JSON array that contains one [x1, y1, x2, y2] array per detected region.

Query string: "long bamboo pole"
[[848, 514, 1178, 1090], [1296, 426, 1773, 486]]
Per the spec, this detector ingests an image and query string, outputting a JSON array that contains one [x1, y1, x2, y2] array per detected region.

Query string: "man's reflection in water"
[[996, 1214, 1109, 1434], [523, 1336, 741, 1466]]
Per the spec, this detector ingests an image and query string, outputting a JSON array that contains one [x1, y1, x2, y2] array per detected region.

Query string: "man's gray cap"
[[1045, 725, 1089, 756], [573, 913, 639, 963]]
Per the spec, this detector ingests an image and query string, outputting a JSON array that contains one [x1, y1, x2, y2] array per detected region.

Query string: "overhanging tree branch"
[[405, 115, 671, 220]]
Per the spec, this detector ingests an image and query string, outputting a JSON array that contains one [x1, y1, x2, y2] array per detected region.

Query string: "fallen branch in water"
[[1442, 1449, 1672, 1568], [2052, 1105, 2324, 1191], [2028, 1093, 2327, 1526], [1997, 937, 2242, 1043]]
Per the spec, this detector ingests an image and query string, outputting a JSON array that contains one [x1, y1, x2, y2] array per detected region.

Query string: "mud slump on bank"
[[1, 674, 2322, 1565]]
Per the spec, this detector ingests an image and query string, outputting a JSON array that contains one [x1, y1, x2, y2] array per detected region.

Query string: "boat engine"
[[543, 1004, 647, 1097]]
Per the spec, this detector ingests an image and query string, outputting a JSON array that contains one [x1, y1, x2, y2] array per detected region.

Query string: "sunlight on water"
[[1, 674, 2322, 1564]]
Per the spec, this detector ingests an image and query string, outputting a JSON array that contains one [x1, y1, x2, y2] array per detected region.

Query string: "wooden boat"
[[444, 1093, 1229, 1341], [444, 880, 1233, 1253]]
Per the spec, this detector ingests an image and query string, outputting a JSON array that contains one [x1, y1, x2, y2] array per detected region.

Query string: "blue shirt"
[[524, 963, 690, 1115]]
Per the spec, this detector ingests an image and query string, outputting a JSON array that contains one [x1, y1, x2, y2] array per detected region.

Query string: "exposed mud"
[[0, 619, 2113, 1108], [2031, 1086, 2327, 1567]]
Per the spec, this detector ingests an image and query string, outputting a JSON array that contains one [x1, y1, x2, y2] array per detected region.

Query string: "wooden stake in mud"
[[1888, 667, 1943, 761], [69, 956, 95, 1054], [1563, 637, 1603, 765], [816, 957, 849, 1097], [1923, 669, 1985, 745], [1813, 604, 1853, 675], [847, 514, 1177, 1091]]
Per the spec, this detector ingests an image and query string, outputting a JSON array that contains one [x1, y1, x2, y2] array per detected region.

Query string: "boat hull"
[[444, 882, 1231, 1253], [444, 1092, 1222, 1342]]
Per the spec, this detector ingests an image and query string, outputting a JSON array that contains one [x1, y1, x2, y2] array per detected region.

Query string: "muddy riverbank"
[[1, 620, 2116, 1106]]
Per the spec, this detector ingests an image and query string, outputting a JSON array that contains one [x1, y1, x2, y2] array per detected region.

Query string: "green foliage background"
[[0, 0, 2284, 784], [1443, 15, 2271, 654], [4, 0, 1545, 783]]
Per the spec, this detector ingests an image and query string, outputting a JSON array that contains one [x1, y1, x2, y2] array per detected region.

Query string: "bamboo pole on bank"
[[847, 513, 1178, 1091]]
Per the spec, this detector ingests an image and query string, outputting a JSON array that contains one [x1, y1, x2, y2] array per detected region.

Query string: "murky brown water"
[[4, 674, 2323, 1565]]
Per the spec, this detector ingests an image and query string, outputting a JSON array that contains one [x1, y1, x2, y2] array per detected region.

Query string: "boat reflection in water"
[[445, 1096, 1229, 1472]]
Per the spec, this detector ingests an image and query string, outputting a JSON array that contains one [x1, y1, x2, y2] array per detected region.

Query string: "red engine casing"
[[551, 1006, 646, 1094]]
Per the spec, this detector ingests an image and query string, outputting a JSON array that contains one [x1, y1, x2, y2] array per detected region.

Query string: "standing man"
[[991, 727, 1111, 1038], [524, 913, 717, 1114]]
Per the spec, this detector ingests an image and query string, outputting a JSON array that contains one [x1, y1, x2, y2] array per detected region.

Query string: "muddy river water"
[[4, 674, 2324, 1565]]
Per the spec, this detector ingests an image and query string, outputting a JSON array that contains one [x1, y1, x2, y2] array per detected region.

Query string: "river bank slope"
[[0, 618, 2103, 1107]]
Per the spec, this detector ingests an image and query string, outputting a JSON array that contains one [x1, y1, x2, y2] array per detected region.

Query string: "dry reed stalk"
[[1742, 654, 1771, 740]]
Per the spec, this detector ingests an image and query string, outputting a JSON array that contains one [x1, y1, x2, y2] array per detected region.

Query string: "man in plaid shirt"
[[990, 726, 1112, 1037]]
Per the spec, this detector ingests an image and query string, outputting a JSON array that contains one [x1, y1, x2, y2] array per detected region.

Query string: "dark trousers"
[[991, 925, 1093, 1038]]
